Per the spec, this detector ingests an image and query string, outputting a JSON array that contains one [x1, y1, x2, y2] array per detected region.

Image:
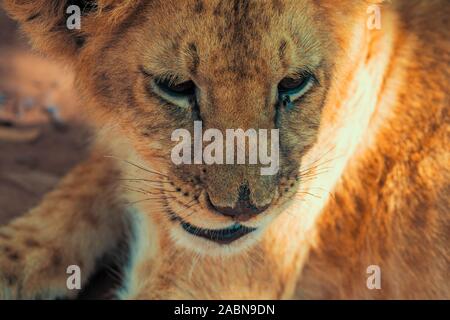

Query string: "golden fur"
[[0, 0, 448, 299]]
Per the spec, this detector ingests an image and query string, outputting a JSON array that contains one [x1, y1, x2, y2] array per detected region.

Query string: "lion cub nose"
[[208, 184, 270, 221]]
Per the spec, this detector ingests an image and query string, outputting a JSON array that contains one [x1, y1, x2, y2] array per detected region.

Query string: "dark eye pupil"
[[278, 77, 305, 91], [170, 81, 195, 93], [157, 79, 196, 95]]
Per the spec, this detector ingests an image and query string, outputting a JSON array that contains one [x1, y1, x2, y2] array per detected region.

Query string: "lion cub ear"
[[2, 0, 141, 60]]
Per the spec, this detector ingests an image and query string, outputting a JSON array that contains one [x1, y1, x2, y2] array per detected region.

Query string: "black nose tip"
[[207, 184, 270, 221]]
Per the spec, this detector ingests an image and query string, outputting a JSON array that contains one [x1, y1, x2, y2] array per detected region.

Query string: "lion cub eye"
[[140, 67, 197, 108], [278, 73, 315, 105], [150, 77, 197, 109], [155, 79, 196, 97]]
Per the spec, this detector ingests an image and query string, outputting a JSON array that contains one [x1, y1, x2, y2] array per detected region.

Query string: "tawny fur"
[[0, 0, 448, 299]]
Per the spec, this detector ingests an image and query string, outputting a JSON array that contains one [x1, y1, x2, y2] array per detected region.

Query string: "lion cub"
[[1, 0, 448, 299]]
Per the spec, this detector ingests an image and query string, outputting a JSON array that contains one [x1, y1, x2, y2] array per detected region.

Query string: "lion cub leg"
[[0, 151, 126, 299]]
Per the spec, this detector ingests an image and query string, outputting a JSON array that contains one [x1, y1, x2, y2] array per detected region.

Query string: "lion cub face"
[[5, 0, 363, 254]]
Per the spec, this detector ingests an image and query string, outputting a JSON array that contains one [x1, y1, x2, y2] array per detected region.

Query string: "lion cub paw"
[[0, 227, 73, 300]]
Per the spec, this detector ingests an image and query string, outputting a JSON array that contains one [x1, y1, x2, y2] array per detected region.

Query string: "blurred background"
[[0, 7, 90, 225]]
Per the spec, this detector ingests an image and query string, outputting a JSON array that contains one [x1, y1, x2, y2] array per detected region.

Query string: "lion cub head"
[[5, 0, 369, 254]]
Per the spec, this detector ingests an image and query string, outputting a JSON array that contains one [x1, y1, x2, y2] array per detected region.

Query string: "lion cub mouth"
[[180, 220, 256, 245]]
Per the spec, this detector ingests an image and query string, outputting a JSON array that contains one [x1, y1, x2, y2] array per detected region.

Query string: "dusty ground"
[[0, 9, 90, 225]]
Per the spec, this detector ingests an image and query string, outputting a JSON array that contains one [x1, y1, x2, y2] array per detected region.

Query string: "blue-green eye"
[[278, 73, 315, 104]]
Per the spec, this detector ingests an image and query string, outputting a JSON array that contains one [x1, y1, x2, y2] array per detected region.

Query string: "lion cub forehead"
[[138, 0, 322, 80]]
